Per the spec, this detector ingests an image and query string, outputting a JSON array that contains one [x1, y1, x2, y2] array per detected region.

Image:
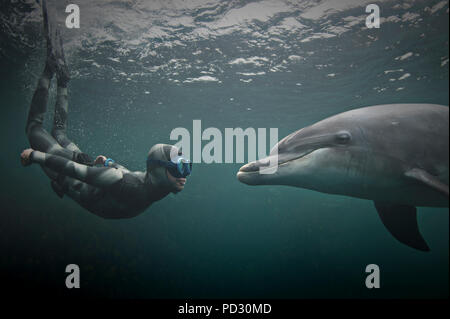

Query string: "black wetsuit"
[[25, 3, 170, 218], [28, 150, 169, 218]]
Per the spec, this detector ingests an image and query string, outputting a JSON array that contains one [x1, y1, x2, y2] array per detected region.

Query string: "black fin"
[[374, 202, 430, 252], [42, 0, 70, 85], [405, 168, 449, 197]]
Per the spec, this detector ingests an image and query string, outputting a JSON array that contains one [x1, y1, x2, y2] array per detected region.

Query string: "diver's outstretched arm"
[[28, 150, 123, 189]]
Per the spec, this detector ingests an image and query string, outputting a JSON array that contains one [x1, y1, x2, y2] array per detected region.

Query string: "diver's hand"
[[94, 155, 107, 165], [21, 148, 34, 166]]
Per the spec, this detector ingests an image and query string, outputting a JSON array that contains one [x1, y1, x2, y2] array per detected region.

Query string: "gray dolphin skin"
[[237, 104, 449, 251]]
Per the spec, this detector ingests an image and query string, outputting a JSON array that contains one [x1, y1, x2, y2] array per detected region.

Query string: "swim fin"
[[42, 0, 70, 85]]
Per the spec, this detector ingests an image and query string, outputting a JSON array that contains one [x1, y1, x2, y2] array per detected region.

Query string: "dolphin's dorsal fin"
[[405, 168, 449, 197], [373, 202, 430, 252]]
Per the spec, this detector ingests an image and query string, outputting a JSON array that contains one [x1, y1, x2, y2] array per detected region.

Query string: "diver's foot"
[[45, 33, 70, 86], [54, 30, 70, 87], [47, 29, 70, 86]]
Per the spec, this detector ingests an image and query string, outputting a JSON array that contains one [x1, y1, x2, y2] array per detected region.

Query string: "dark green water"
[[0, 0, 448, 298]]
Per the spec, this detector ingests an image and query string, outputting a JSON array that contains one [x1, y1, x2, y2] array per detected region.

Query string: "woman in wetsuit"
[[20, 0, 191, 219]]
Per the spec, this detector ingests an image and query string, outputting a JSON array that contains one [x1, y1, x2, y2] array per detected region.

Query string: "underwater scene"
[[0, 0, 448, 299]]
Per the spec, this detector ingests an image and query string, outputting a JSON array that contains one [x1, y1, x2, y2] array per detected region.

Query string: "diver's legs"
[[51, 86, 81, 152], [25, 62, 75, 160], [50, 30, 81, 153], [47, 10, 86, 154], [25, 0, 72, 157], [26, 0, 91, 163], [25, 63, 52, 138], [25, 62, 75, 182], [26, 0, 93, 198]]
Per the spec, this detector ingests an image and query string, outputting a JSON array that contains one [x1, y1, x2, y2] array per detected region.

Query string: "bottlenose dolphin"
[[237, 104, 449, 251]]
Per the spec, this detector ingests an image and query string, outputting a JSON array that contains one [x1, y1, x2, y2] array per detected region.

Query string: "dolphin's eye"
[[336, 131, 351, 144]]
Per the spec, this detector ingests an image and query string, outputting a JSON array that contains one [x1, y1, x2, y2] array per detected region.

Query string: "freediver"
[[20, 0, 192, 219]]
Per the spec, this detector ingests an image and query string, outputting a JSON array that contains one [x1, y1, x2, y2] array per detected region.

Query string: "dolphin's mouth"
[[238, 149, 316, 175]]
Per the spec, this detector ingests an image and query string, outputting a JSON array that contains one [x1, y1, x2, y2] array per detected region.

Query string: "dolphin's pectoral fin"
[[373, 202, 430, 252], [405, 168, 449, 197]]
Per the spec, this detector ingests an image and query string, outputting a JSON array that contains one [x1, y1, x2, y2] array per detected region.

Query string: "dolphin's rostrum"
[[237, 104, 449, 251]]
